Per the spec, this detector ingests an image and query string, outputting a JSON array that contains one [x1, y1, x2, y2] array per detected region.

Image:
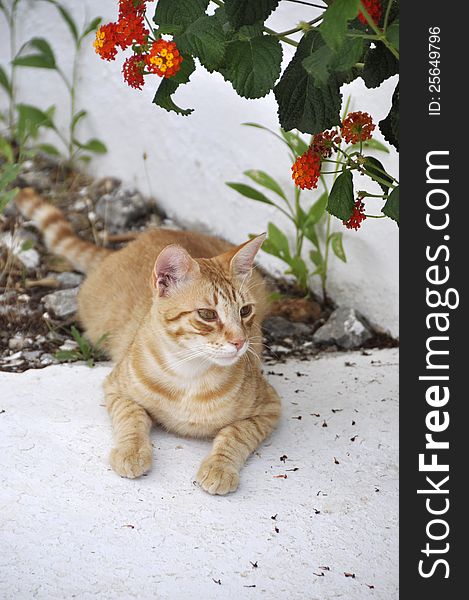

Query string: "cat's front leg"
[[104, 374, 153, 479], [196, 385, 281, 495]]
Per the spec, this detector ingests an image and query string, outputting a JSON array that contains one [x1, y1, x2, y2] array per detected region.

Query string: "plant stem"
[[263, 27, 299, 47], [383, 0, 394, 32], [8, 2, 18, 133], [285, 0, 326, 8], [359, 1, 399, 59], [69, 47, 79, 163]]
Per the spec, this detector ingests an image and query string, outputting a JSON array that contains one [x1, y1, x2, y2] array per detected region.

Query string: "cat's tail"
[[15, 187, 111, 273]]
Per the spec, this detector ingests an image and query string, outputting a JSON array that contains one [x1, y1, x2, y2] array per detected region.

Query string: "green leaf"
[[221, 35, 282, 99], [379, 84, 399, 150], [329, 231, 347, 262], [226, 182, 275, 206], [302, 44, 333, 86], [56, 4, 79, 42], [267, 222, 291, 261], [54, 350, 79, 362], [280, 130, 309, 157], [74, 138, 107, 154], [152, 54, 196, 116], [320, 0, 360, 51], [382, 185, 399, 224], [16, 104, 56, 141], [244, 170, 287, 201], [274, 30, 355, 134], [305, 191, 328, 226], [309, 249, 323, 268], [363, 156, 393, 193], [0, 188, 18, 214], [0, 136, 14, 162], [326, 170, 354, 220], [302, 37, 363, 87], [225, 0, 279, 29], [330, 37, 364, 72], [0, 65, 11, 96], [386, 20, 399, 51], [177, 14, 226, 72], [13, 38, 56, 69], [362, 41, 398, 89], [0, 163, 20, 189], [347, 138, 390, 153], [82, 17, 102, 39], [37, 143, 61, 156], [20, 239, 34, 252], [285, 255, 308, 289], [153, 0, 209, 33], [71, 109, 87, 132]]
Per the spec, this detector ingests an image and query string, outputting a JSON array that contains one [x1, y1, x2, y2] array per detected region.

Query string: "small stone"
[[40, 353, 57, 366], [23, 350, 42, 361], [263, 316, 313, 342], [1, 231, 40, 270], [95, 187, 151, 232], [18, 170, 51, 191], [53, 272, 83, 289], [59, 339, 78, 352], [42, 287, 79, 319], [313, 307, 372, 350], [9, 335, 25, 351]]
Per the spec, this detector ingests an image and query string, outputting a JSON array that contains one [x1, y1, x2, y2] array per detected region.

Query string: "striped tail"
[[15, 187, 111, 273]]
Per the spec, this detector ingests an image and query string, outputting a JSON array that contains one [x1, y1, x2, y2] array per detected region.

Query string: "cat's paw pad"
[[110, 444, 153, 479], [196, 457, 240, 495]]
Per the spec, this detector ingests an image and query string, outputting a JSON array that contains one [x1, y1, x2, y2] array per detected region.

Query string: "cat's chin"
[[209, 353, 241, 367]]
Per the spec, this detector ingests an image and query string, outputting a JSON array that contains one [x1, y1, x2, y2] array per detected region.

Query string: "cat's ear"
[[224, 233, 266, 277], [151, 244, 199, 297]]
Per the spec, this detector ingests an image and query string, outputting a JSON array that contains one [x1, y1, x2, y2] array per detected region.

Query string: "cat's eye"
[[240, 305, 252, 318], [197, 308, 218, 321]]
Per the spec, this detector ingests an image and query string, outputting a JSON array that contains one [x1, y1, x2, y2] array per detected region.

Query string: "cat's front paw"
[[196, 456, 240, 495], [110, 443, 153, 479]]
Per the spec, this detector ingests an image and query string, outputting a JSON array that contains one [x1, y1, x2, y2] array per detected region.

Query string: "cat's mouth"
[[209, 343, 248, 366]]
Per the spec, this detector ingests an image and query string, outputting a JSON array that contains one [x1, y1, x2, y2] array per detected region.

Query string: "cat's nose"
[[228, 338, 246, 351]]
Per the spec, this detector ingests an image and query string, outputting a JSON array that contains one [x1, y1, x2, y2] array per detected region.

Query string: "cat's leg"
[[104, 375, 153, 479], [196, 384, 281, 495]]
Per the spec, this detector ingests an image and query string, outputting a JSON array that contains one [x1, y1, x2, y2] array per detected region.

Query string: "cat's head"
[[150, 235, 266, 367]]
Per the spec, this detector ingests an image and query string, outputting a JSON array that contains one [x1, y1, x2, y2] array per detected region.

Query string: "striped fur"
[[16, 189, 281, 495], [15, 188, 110, 272]]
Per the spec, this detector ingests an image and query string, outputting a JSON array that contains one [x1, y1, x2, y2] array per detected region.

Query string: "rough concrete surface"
[[0, 349, 398, 600]]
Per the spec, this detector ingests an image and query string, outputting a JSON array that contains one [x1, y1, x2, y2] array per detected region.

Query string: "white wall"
[[0, 1, 399, 336]]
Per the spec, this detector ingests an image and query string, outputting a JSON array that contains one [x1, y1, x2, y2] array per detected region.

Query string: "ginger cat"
[[16, 188, 281, 495]]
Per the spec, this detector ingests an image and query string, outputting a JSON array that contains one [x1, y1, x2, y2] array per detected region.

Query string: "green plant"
[[11, 1, 106, 163], [227, 106, 397, 301], [95, 0, 399, 154], [54, 326, 108, 367]]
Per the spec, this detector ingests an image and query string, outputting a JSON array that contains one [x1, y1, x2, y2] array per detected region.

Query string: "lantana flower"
[[93, 23, 119, 61], [343, 197, 367, 230], [291, 149, 321, 190], [358, 0, 382, 26], [341, 111, 375, 144], [311, 130, 341, 159], [122, 55, 146, 89], [145, 39, 183, 78]]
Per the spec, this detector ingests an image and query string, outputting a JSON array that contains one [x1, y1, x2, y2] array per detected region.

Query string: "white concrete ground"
[[0, 349, 398, 600]]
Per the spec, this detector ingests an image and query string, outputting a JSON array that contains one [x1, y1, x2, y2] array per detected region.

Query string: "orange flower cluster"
[[341, 111, 375, 144], [343, 198, 367, 231], [145, 40, 183, 79], [311, 129, 341, 159], [93, 23, 120, 61], [94, 0, 183, 89], [122, 55, 145, 89], [291, 149, 321, 190], [358, 0, 382, 26]]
